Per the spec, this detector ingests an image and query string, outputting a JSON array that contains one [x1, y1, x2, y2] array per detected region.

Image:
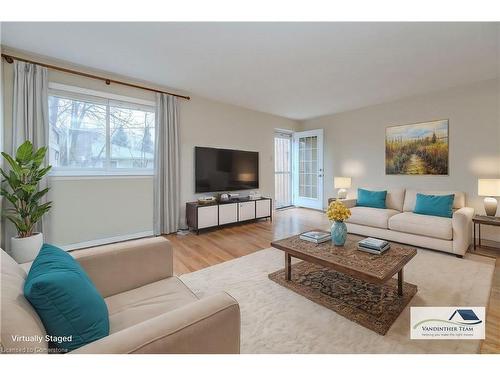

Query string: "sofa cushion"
[[403, 189, 465, 212], [24, 244, 109, 352], [388, 212, 453, 240], [1, 250, 48, 354], [105, 277, 198, 334], [346, 207, 400, 229]]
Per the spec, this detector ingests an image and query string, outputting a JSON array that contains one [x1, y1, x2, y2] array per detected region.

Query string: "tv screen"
[[195, 147, 259, 193]]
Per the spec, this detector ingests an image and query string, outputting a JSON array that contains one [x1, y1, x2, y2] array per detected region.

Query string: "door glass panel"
[[298, 135, 319, 199], [274, 133, 293, 208]]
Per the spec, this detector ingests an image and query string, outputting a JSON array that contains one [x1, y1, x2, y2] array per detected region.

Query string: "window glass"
[[48, 91, 155, 175]]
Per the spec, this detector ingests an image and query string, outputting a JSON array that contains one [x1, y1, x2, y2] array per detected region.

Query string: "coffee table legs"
[[477, 223, 481, 247], [398, 269, 403, 296], [285, 252, 292, 281], [283, 251, 406, 294]]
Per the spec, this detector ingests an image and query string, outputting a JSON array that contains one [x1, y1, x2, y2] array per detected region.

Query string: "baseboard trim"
[[61, 231, 154, 251]]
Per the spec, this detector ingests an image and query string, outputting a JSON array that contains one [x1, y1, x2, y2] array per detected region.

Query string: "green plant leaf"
[[8, 171, 21, 190], [20, 184, 37, 194], [5, 216, 28, 234], [31, 202, 52, 224], [1, 152, 22, 175], [2, 141, 52, 238], [32, 147, 48, 166], [36, 165, 52, 179], [0, 188, 19, 207], [15, 141, 33, 162], [0, 167, 9, 181], [31, 187, 49, 202]]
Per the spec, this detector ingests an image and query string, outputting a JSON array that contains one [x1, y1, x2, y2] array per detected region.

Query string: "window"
[[48, 85, 155, 175]]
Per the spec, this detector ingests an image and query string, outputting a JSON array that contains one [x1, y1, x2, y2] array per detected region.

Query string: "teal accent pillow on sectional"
[[24, 244, 109, 352], [356, 188, 387, 209], [413, 193, 455, 218]]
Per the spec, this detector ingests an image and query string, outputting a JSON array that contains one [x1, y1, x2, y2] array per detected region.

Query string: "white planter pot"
[[10, 233, 44, 264]]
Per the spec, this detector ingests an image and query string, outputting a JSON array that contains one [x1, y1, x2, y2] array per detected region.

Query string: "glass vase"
[[331, 220, 347, 246]]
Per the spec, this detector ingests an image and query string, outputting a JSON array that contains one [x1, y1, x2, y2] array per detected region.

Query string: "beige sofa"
[[342, 188, 474, 257], [1, 237, 240, 354]]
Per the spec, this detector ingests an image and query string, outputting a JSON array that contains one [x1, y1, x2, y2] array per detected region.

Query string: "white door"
[[293, 129, 324, 210]]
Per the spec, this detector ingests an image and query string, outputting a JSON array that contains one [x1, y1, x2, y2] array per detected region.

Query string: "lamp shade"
[[478, 179, 500, 197], [334, 177, 351, 189]]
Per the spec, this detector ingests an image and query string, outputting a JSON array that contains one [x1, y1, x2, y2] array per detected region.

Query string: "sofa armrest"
[[72, 237, 173, 298], [342, 199, 357, 208], [452, 207, 475, 256], [71, 292, 240, 354]]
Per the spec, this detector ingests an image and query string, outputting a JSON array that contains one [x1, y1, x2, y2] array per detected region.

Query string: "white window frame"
[[48, 83, 156, 177]]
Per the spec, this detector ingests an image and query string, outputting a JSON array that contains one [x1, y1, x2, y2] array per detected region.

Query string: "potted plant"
[[326, 200, 351, 246], [1, 141, 52, 263]]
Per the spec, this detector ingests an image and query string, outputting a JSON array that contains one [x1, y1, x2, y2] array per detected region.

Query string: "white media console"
[[186, 197, 272, 234]]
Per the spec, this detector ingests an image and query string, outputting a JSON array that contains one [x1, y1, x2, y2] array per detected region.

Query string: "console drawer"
[[238, 201, 256, 221], [198, 205, 218, 229], [256, 199, 271, 218], [219, 203, 238, 225]]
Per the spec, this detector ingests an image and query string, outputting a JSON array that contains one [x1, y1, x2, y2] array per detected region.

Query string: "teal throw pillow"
[[413, 193, 455, 218], [356, 188, 387, 209], [24, 243, 109, 352]]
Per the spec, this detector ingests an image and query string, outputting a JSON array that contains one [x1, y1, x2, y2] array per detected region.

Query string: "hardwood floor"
[[474, 243, 500, 354], [166, 207, 330, 275], [165, 207, 500, 354]]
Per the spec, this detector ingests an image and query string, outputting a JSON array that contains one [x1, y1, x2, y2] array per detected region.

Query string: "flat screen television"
[[195, 147, 259, 193]]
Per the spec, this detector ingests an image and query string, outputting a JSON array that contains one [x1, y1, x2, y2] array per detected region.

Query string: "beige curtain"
[[12, 61, 48, 152], [153, 93, 180, 235], [4, 61, 49, 250]]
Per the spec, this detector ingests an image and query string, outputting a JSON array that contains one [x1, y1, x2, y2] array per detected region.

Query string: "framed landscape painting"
[[385, 119, 449, 175]]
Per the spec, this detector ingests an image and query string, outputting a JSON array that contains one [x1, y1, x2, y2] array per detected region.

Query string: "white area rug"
[[180, 248, 495, 353]]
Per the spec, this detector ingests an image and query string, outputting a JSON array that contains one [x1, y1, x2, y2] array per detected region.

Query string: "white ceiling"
[[1, 22, 498, 120]]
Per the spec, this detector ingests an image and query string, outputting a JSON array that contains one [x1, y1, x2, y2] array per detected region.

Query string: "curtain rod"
[[1, 53, 190, 101]]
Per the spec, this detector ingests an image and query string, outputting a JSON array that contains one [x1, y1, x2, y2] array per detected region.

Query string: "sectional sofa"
[[339, 188, 475, 257], [1, 237, 240, 354]]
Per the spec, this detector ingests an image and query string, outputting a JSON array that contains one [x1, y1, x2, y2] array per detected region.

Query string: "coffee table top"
[[271, 231, 417, 284]]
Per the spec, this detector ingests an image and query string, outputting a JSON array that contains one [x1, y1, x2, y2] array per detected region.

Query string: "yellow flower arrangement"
[[326, 200, 351, 222]]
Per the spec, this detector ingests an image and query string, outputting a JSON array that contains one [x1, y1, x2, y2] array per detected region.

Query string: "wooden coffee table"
[[271, 231, 417, 296]]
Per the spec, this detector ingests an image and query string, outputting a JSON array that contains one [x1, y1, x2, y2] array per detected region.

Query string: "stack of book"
[[357, 237, 390, 254], [299, 231, 331, 244]]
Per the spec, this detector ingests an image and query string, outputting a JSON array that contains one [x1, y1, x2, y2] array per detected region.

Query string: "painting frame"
[[385, 119, 449, 176]]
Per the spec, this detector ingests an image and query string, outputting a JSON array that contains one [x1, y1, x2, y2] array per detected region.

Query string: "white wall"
[[1, 47, 298, 248], [46, 177, 154, 246], [5, 46, 497, 246], [178, 95, 297, 226], [300, 79, 500, 241]]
